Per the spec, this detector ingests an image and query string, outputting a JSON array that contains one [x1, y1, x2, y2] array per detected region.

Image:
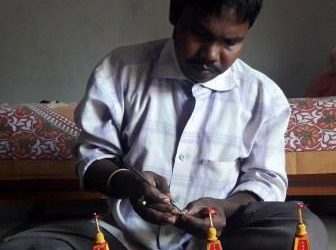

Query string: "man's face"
[[173, 7, 250, 83]]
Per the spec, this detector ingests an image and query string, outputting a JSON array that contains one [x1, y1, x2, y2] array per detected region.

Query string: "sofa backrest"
[[0, 97, 336, 180]]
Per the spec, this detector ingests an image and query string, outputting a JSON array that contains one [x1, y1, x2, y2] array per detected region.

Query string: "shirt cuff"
[[230, 181, 286, 202]]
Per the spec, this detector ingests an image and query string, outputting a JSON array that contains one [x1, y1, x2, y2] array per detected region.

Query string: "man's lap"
[[221, 201, 328, 250], [0, 220, 127, 250], [0, 201, 328, 250]]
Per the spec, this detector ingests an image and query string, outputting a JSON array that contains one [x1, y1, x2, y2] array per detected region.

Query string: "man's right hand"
[[111, 170, 179, 225], [84, 159, 178, 225], [129, 171, 180, 225]]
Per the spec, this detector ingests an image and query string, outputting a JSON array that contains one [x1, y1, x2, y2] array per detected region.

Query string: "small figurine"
[[206, 208, 223, 250], [92, 213, 110, 250], [293, 202, 311, 250]]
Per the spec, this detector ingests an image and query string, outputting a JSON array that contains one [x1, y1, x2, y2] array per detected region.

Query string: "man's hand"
[[129, 171, 180, 225], [175, 197, 227, 238], [85, 159, 179, 225], [175, 192, 258, 238]]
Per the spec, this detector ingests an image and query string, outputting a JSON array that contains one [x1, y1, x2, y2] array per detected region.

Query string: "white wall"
[[0, 0, 172, 103], [242, 0, 336, 97], [0, 0, 335, 103]]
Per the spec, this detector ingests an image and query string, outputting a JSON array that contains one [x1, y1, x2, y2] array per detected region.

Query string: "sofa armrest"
[[0, 103, 103, 202]]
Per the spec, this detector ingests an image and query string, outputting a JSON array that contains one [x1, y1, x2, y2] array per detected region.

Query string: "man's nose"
[[199, 43, 221, 63]]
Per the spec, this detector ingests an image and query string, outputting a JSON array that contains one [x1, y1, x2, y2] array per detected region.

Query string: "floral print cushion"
[[285, 97, 336, 152], [2, 97, 336, 160], [1, 97, 335, 177], [0, 104, 80, 160]]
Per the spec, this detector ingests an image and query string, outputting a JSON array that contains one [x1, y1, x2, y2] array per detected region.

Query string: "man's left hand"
[[175, 197, 228, 238], [175, 192, 258, 238]]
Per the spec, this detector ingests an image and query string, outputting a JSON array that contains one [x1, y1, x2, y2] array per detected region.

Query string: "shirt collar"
[[200, 65, 238, 91], [152, 38, 238, 92]]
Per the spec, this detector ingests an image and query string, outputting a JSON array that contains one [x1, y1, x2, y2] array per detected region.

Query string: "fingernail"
[[163, 197, 170, 203], [167, 217, 176, 224], [172, 209, 180, 215]]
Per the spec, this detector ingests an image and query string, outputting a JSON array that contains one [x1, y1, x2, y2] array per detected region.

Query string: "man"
[[306, 47, 336, 97], [74, 0, 327, 249], [0, 1, 327, 250]]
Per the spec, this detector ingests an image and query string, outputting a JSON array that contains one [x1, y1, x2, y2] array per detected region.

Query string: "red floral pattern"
[[1, 98, 335, 160], [0, 104, 80, 160], [285, 97, 336, 152]]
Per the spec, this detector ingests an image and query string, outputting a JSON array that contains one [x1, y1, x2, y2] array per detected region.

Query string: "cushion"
[[0, 103, 79, 181], [1, 97, 336, 184], [285, 97, 336, 174]]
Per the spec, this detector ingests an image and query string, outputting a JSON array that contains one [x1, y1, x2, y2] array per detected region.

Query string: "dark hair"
[[169, 0, 263, 27]]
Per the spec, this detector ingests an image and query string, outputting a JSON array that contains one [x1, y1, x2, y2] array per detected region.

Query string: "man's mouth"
[[191, 63, 220, 74], [200, 64, 212, 71], [181, 61, 223, 82]]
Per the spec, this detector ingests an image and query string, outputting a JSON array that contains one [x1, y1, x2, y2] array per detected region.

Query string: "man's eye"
[[226, 40, 239, 47], [197, 32, 207, 38]]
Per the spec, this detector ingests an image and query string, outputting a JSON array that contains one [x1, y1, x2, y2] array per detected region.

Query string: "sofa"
[[0, 103, 102, 202], [0, 97, 336, 202]]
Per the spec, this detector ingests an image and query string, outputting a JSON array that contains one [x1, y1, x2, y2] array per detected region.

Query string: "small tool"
[[126, 165, 183, 214]]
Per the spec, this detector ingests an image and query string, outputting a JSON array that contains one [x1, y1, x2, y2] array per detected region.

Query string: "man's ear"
[[169, 0, 186, 25]]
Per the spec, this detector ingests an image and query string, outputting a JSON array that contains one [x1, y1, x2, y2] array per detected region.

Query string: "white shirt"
[[75, 38, 290, 249]]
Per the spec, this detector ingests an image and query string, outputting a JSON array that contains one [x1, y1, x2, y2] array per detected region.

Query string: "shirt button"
[[179, 154, 184, 161], [164, 229, 170, 236]]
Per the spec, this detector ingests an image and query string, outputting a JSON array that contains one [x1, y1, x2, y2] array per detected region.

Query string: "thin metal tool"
[[126, 165, 183, 213]]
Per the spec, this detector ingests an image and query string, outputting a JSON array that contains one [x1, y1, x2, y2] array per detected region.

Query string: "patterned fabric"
[[0, 104, 80, 160], [285, 97, 336, 152], [1, 97, 335, 162]]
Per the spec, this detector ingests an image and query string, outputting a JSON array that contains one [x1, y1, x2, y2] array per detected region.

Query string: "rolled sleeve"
[[231, 91, 290, 201], [74, 58, 124, 187]]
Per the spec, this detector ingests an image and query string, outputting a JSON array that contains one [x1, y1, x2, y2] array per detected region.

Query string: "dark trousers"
[[0, 201, 328, 250], [220, 201, 328, 250]]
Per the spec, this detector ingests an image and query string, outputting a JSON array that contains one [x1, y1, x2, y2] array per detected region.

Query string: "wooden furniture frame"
[[288, 174, 336, 196]]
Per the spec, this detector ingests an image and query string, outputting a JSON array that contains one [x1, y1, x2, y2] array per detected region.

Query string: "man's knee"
[[221, 201, 328, 250], [303, 207, 328, 250]]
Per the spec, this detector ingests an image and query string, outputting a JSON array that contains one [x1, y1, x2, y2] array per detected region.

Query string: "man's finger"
[[184, 203, 206, 216], [144, 185, 171, 204], [147, 201, 180, 214], [182, 213, 210, 229], [176, 214, 209, 238], [154, 174, 171, 194], [139, 205, 177, 225]]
